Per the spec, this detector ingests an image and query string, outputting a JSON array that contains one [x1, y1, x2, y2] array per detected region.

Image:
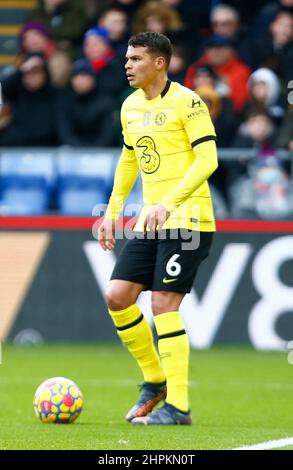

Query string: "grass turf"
[[0, 344, 292, 450]]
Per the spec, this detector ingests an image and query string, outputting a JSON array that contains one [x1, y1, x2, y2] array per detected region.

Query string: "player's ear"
[[155, 56, 166, 70]]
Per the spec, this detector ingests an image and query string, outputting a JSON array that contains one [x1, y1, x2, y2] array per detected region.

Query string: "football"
[[33, 377, 83, 424]]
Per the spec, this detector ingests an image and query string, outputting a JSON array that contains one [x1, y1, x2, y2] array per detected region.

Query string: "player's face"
[[125, 46, 161, 88]]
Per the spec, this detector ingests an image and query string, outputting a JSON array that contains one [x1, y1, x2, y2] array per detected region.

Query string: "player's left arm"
[[145, 139, 217, 231], [160, 140, 217, 212], [160, 94, 218, 213]]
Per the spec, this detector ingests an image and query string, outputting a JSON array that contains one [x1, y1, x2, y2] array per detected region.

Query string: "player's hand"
[[143, 203, 170, 232], [98, 218, 116, 251]]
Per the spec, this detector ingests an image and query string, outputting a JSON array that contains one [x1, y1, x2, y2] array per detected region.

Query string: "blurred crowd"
[[0, 0, 292, 217]]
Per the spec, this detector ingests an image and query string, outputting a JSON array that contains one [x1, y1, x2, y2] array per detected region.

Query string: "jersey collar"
[[141, 80, 172, 105], [161, 79, 171, 99]]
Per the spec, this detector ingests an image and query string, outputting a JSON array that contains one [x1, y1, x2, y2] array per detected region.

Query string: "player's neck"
[[142, 75, 169, 101]]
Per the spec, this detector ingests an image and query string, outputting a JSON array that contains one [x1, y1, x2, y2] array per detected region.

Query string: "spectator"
[[210, 5, 242, 38], [233, 110, 276, 148], [246, 67, 286, 124], [192, 67, 238, 197], [196, 85, 221, 123], [19, 21, 57, 58], [196, 84, 237, 147], [229, 108, 293, 219], [207, 4, 254, 67], [251, 152, 293, 219], [253, 10, 293, 82], [190, 64, 230, 98], [132, 1, 182, 35], [195, 81, 237, 197], [135, 2, 203, 61], [159, 0, 207, 57], [57, 58, 117, 146], [185, 35, 251, 112], [97, 7, 129, 58], [83, 26, 127, 97], [251, 0, 293, 36], [92, 0, 145, 28], [28, 0, 87, 52], [230, 106, 277, 187], [19, 21, 71, 89], [190, 65, 237, 146], [0, 53, 57, 146], [229, 147, 293, 220], [160, 0, 210, 30]]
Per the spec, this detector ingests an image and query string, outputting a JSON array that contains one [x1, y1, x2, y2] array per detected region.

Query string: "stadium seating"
[[56, 148, 118, 215], [0, 147, 291, 216], [0, 175, 49, 215], [0, 149, 54, 214]]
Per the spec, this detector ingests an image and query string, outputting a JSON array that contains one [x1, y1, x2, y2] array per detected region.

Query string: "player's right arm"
[[98, 105, 139, 250], [98, 218, 117, 251]]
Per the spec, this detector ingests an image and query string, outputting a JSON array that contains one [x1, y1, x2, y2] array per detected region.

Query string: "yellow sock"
[[109, 304, 166, 384], [154, 311, 189, 412]]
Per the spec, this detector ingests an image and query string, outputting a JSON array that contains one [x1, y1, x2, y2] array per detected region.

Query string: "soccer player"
[[98, 32, 218, 425]]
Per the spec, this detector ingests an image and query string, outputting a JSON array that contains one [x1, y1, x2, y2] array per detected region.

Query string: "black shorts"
[[111, 230, 214, 293]]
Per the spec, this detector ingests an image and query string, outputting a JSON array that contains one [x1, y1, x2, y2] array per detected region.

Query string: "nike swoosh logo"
[[162, 277, 178, 284]]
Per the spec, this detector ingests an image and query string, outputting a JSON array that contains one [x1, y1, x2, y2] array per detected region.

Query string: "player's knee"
[[106, 288, 130, 311], [151, 292, 173, 315]]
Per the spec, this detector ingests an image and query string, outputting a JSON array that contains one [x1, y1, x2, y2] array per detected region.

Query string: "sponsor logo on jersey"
[[188, 98, 202, 108], [187, 109, 209, 119]]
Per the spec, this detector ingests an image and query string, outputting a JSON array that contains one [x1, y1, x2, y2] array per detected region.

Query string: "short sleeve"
[[179, 92, 217, 148]]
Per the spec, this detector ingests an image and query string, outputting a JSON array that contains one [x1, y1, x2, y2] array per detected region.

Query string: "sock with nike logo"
[[154, 311, 189, 412]]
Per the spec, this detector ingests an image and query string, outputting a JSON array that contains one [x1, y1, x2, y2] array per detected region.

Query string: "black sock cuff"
[[116, 313, 144, 331], [158, 329, 186, 340]]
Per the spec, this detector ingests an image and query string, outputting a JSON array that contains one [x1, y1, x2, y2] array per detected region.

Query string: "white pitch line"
[[233, 436, 293, 450]]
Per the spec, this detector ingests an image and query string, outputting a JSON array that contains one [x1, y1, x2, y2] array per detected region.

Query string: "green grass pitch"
[[0, 343, 292, 450]]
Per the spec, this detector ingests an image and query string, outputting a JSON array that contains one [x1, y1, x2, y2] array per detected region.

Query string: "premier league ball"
[[33, 377, 83, 424]]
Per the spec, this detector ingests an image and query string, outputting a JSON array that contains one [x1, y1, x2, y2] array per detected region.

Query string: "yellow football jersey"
[[105, 80, 218, 231]]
